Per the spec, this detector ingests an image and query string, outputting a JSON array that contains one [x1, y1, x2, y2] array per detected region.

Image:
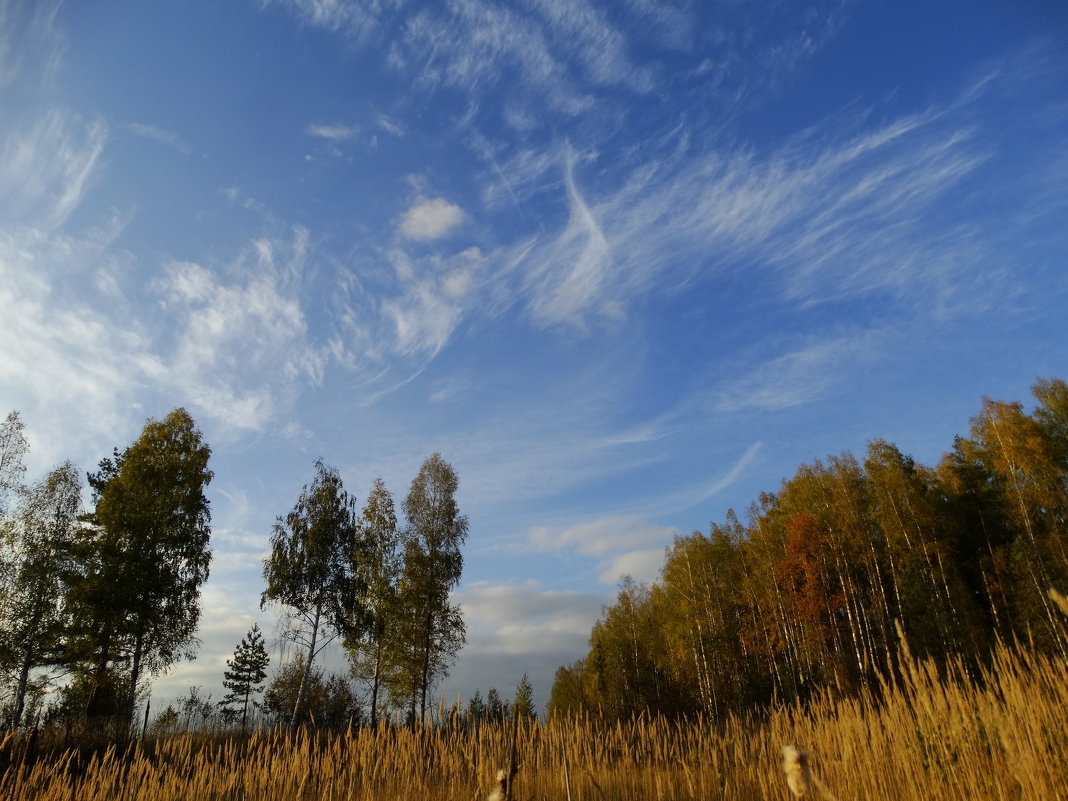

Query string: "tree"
[[485, 687, 507, 723], [345, 478, 400, 728], [0, 411, 28, 518], [513, 673, 536, 722], [261, 460, 365, 727], [179, 685, 216, 732], [466, 688, 486, 728], [66, 408, 213, 729], [0, 411, 29, 631], [393, 453, 468, 722], [4, 462, 81, 728], [262, 654, 360, 730], [220, 624, 270, 733]]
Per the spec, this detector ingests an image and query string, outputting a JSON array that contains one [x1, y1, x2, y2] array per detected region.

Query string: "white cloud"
[[525, 148, 612, 326], [128, 122, 191, 154], [381, 278, 461, 358], [398, 197, 465, 240], [439, 579, 607, 706], [0, 0, 64, 90], [153, 229, 329, 432], [375, 113, 404, 137], [715, 333, 884, 413], [487, 91, 997, 331], [597, 548, 664, 585], [0, 108, 106, 231], [306, 122, 358, 140], [530, 514, 676, 558]]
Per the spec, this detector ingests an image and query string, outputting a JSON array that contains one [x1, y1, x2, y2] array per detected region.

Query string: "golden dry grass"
[[2, 643, 1066, 800]]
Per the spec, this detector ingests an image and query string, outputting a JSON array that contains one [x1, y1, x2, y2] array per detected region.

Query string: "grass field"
[[2, 640, 1066, 800]]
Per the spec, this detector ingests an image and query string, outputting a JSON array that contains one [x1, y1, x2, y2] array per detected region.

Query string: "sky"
[[2, 0, 1067, 716]]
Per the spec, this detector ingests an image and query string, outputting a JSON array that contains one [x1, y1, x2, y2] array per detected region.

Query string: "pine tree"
[[513, 673, 537, 721], [220, 624, 270, 733]]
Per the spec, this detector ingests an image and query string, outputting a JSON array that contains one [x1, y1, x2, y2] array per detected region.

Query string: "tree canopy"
[[549, 378, 1068, 721]]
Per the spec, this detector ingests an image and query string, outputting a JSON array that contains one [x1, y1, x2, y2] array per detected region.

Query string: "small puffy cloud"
[[399, 197, 465, 240], [306, 123, 358, 140]]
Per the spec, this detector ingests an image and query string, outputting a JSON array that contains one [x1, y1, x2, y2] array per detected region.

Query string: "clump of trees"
[[549, 378, 1068, 721], [0, 408, 214, 734], [0, 407, 473, 736], [261, 452, 468, 728]]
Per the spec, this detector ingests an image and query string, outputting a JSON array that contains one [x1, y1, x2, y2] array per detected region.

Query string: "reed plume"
[[781, 745, 811, 798]]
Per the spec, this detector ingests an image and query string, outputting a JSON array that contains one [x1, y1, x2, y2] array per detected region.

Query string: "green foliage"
[[2, 461, 82, 728], [345, 478, 401, 728], [262, 654, 360, 730], [388, 453, 468, 722], [513, 673, 537, 721], [64, 408, 213, 728], [220, 624, 270, 732], [0, 410, 28, 518], [151, 704, 180, 736], [262, 460, 365, 727]]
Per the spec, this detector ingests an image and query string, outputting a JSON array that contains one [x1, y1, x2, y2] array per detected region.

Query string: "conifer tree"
[[220, 624, 270, 732], [513, 673, 537, 721]]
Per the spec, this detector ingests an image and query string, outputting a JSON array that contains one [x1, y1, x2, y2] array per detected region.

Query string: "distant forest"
[[549, 378, 1068, 720]]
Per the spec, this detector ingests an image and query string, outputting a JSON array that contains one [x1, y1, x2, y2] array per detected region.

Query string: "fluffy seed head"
[[487, 769, 508, 801], [781, 745, 811, 798]]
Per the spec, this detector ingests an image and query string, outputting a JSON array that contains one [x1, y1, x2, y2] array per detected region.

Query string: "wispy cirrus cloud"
[[128, 122, 191, 154], [488, 82, 1007, 330], [306, 122, 358, 140], [0, 108, 105, 230], [0, 0, 64, 90], [714, 332, 885, 413], [152, 227, 334, 432]]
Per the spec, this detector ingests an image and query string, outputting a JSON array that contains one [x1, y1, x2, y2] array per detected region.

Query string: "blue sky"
[[2, 0, 1067, 714]]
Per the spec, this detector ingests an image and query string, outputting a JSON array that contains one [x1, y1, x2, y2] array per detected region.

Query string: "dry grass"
[[2, 643, 1066, 800]]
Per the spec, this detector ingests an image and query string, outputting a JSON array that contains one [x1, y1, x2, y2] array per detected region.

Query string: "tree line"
[[0, 407, 469, 734], [549, 378, 1068, 721]]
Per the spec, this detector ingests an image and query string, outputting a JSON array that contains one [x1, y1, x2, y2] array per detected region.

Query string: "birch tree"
[[261, 460, 364, 727], [392, 453, 467, 723], [4, 462, 81, 728]]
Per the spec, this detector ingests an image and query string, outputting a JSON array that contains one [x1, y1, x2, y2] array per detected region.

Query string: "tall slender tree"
[[0, 411, 28, 518], [4, 462, 81, 728], [393, 453, 468, 723], [345, 478, 400, 727], [261, 460, 365, 727], [0, 411, 30, 618]]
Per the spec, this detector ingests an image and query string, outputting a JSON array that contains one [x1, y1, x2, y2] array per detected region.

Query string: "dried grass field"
[[2, 642, 1065, 801]]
